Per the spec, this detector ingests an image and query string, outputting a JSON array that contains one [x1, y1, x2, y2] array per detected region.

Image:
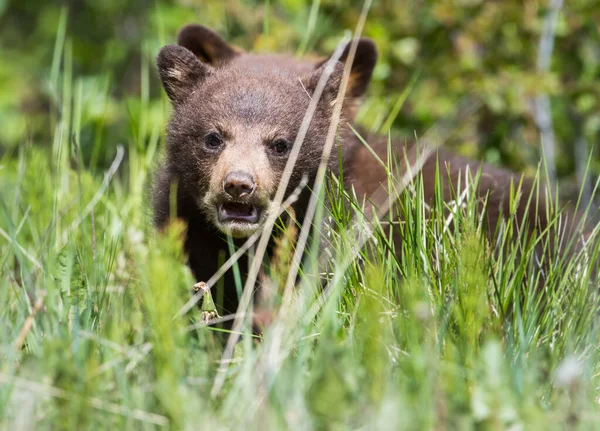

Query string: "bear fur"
[[153, 24, 591, 318]]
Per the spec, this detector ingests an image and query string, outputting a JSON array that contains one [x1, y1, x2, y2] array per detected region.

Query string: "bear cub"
[[153, 24, 590, 318]]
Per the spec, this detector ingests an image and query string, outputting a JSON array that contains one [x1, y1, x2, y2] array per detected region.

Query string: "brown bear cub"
[[153, 24, 590, 317]]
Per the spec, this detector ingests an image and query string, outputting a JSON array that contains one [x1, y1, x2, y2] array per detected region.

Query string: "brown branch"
[[14, 291, 47, 351]]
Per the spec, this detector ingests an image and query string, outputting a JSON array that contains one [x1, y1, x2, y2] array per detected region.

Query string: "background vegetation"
[[1, 0, 600, 429], [2, 0, 599, 194]]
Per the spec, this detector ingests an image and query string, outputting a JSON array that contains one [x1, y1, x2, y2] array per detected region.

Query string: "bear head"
[[156, 24, 378, 238]]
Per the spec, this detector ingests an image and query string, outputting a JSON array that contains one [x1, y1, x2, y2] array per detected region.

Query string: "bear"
[[152, 24, 592, 320]]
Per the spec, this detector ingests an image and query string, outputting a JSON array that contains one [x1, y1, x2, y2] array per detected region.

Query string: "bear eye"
[[204, 132, 223, 149], [270, 139, 291, 156]]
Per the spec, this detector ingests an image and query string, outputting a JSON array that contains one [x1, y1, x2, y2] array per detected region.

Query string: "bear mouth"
[[218, 202, 260, 224]]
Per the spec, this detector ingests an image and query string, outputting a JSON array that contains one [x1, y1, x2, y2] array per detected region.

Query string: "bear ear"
[[316, 37, 378, 99], [302, 60, 345, 102], [177, 24, 240, 66], [157, 45, 213, 104]]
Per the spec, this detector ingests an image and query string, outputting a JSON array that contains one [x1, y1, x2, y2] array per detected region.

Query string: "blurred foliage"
[[0, 0, 599, 187], [2, 2, 600, 427]]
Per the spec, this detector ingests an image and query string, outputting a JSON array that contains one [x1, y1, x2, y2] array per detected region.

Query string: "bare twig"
[[532, 0, 563, 190], [14, 291, 47, 350], [282, 0, 372, 307], [536, 0, 563, 72]]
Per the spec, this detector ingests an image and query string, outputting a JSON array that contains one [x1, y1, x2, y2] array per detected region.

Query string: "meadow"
[[1, 1, 600, 429]]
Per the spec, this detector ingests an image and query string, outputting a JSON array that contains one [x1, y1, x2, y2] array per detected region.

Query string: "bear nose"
[[223, 171, 256, 198]]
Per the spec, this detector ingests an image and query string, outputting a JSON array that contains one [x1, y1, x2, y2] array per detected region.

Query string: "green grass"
[[2, 18, 600, 431]]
